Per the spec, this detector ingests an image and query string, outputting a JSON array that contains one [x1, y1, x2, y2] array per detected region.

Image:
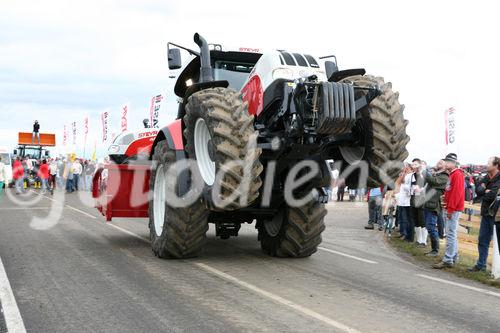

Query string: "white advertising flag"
[[101, 111, 109, 143], [84, 116, 89, 138], [149, 94, 163, 128], [493, 225, 500, 279], [63, 125, 67, 146], [83, 116, 89, 158], [121, 104, 128, 133], [72, 121, 77, 145], [445, 107, 458, 154]]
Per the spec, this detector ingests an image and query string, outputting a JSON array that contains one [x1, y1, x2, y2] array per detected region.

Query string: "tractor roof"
[[174, 50, 262, 97]]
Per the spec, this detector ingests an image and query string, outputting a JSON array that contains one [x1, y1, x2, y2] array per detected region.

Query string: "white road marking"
[[318, 247, 378, 264], [35, 192, 97, 219], [107, 223, 150, 243], [1, 207, 52, 210], [64, 204, 97, 219], [417, 274, 500, 298], [195, 262, 362, 333], [33, 191, 147, 242], [0, 256, 27, 333]]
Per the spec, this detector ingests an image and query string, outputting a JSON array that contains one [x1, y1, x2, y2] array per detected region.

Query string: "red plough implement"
[[92, 164, 150, 221]]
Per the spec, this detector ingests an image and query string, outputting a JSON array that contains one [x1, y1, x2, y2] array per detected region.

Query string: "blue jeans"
[[15, 178, 23, 193], [41, 178, 48, 192], [398, 206, 410, 237], [56, 175, 63, 189], [443, 211, 461, 264], [85, 174, 92, 191], [73, 174, 80, 191], [66, 178, 74, 192], [368, 196, 383, 225], [425, 209, 440, 251], [325, 187, 332, 201], [437, 211, 445, 238], [476, 215, 495, 269]]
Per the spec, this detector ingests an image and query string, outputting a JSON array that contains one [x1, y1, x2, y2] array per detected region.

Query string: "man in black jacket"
[[32, 120, 40, 144], [423, 160, 449, 256], [468, 156, 500, 272]]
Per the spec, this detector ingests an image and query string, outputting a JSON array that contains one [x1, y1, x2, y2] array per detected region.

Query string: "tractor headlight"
[[108, 145, 120, 154], [272, 68, 295, 81]]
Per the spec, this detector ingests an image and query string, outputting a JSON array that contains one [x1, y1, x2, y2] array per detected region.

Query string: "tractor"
[[95, 33, 409, 259]]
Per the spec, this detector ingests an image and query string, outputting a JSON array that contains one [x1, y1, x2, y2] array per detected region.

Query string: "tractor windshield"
[[213, 61, 253, 90], [18, 147, 44, 160]]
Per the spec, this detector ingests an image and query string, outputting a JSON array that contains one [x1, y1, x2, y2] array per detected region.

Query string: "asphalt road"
[[0, 189, 499, 333]]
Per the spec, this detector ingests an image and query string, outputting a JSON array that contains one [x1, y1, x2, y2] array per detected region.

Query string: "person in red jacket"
[[433, 153, 465, 269], [37, 159, 50, 194], [13, 157, 24, 194]]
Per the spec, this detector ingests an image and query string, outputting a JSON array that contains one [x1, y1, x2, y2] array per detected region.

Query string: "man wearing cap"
[[468, 156, 500, 272], [433, 153, 465, 269]]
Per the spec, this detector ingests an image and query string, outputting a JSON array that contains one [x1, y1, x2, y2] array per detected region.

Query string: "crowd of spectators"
[[365, 154, 500, 271], [332, 154, 500, 272], [12, 156, 96, 194]]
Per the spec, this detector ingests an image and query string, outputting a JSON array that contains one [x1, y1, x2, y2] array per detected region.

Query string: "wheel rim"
[[339, 146, 365, 165], [194, 118, 215, 185], [153, 164, 166, 237]]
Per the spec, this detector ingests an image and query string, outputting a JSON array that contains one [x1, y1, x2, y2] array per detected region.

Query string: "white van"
[[0, 149, 13, 187]]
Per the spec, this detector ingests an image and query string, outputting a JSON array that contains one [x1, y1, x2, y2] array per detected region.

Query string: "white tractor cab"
[[108, 128, 160, 164], [0, 147, 13, 187]]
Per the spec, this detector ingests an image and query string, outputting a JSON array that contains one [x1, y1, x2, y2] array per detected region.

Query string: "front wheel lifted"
[[340, 75, 410, 188], [184, 87, 263, 210], [258, 200, 327, 258], [148, 140, 209, 259]]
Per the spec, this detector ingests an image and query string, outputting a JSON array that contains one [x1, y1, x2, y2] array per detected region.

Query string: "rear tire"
[[148, 140, 209, 259], [340, 75, 410, 188], [184, 87, 263, 210], [258, 200, 327, 257]]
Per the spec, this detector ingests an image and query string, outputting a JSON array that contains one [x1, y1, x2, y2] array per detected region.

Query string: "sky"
[[0, 0, 498, 164]]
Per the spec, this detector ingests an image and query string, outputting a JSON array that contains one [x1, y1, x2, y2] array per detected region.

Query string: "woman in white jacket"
[[396, 164, 412, 239]]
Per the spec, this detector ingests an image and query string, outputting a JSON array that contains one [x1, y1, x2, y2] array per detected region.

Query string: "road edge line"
[[417, 274, 500, 298], [318, 247, 378, 264], [0, 256, 27, 333]]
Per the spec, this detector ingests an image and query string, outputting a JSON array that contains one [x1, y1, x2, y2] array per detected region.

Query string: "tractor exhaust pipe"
[[194, 33, 213, 83]]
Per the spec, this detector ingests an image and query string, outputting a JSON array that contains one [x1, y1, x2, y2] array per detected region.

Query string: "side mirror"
[[13, 149, 17, 155], [45, 150, 50, 157], [325, 60, 338, 81], [168, 48, 182, 70]]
